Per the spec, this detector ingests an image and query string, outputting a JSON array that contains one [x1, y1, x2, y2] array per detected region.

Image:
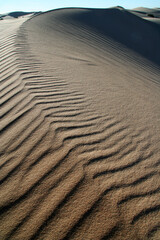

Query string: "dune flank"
[[0, 7, 160, 240]]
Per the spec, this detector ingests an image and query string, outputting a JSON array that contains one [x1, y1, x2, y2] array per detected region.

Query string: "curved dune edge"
[[0, 8, 160, 240]]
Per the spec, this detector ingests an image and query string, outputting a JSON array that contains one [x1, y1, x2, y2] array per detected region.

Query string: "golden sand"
[[0, 7, 160, 240]]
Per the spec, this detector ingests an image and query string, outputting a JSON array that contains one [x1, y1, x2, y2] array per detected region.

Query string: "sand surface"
[[0, 7, 160, 240]]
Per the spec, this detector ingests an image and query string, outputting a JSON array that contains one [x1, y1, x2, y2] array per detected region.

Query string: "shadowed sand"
[[0, 7, 160, 240]]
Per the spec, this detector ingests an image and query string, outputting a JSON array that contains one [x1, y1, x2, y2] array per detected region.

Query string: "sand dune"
[[0, 7, 160, 240], [0, 11, 36, 20], [130, 7, 160, 25]]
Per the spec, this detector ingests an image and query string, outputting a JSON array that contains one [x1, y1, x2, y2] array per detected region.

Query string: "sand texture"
[[0, 7, 160, 240]]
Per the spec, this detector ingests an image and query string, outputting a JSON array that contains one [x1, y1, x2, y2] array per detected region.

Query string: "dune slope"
[[0, 8, 160, 240]]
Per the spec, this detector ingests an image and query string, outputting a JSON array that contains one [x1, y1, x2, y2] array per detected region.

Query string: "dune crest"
[[0, 7, 160, 240]]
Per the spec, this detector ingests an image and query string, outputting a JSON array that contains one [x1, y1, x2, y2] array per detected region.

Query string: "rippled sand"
[[0, 7, 160, 240]]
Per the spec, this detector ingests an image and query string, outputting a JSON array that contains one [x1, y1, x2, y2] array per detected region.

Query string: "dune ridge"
[[0, 7, 160, 240]]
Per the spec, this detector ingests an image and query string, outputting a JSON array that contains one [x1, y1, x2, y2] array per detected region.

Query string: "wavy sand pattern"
[[0, 7, 160, 240]]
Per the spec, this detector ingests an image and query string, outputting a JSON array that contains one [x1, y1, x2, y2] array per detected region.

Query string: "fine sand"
[[0, 7, 160, 240]]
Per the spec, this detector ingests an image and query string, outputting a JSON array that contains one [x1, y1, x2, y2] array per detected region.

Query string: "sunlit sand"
[[0, 7, 160, 240]]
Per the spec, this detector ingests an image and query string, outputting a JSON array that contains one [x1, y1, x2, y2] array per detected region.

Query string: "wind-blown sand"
[[0, 7, 160, 240]]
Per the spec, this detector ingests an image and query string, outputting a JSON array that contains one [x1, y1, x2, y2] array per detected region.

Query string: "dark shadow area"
[[147, 13, 155, 18], [58, 8, 160, 66]]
